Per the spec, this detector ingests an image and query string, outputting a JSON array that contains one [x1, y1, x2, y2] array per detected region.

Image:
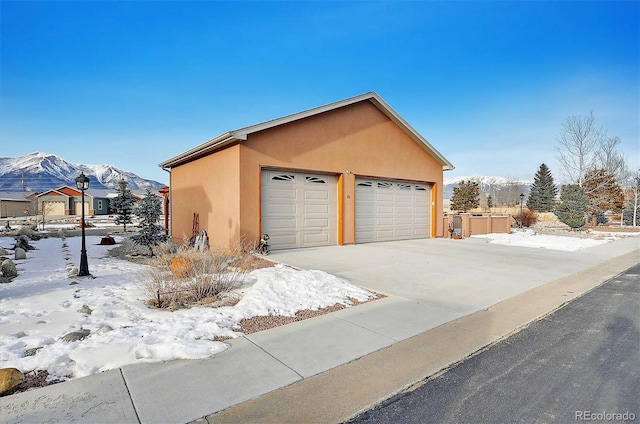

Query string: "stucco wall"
[[168, 144, 241, 247], [238, 101, 445, 245]]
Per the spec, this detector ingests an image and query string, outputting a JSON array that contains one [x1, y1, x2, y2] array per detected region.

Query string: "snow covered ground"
[[1, 228, 637, 383], [0, 235, 373, 382]]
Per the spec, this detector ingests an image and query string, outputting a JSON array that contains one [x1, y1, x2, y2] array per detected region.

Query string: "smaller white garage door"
[[74, 201, 90, 215], [356, 178, 431, 243], [42, 201, 65, 216], [261, 170, 338, 250]]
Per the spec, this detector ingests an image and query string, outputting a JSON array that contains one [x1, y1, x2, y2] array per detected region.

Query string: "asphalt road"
[[348, 264, 640, 424]]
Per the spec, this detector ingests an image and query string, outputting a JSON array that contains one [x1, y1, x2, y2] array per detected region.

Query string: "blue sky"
[[1, 1, 638, 186]]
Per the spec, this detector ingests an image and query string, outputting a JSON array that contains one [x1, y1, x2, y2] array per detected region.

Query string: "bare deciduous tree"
[[555, 112, 605, 187], [593, 136, 630, 184]]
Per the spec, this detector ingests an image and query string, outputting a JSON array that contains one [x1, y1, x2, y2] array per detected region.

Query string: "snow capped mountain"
[[443, 175, 533, 200], [0, 152, 165, 192], [444, 175, 533, 187]]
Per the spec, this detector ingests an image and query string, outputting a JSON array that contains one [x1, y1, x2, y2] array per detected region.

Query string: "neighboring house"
[[159, 92, 454, 250], [37, 186, 97, 216], [0, 192, 33, 218]]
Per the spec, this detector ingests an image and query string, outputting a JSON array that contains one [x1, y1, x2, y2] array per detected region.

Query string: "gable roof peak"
[[159, 92, 453, 171]]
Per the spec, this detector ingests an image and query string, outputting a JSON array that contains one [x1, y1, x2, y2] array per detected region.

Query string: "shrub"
[[514, 209, 537, 227], [144, 242, 253, 309]]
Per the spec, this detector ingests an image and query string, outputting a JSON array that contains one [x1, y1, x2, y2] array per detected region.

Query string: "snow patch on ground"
[[471, 229, 623, 251]]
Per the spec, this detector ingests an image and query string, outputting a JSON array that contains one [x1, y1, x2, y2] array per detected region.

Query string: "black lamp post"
[[75, 172, 90, 276], [519, 193, 525, 229]]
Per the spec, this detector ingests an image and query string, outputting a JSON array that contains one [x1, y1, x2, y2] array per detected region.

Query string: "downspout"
[[161, 166, 171, 237]]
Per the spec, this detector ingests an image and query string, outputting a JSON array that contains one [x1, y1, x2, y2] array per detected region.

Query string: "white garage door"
[[74, 201, 90, 215], [42, 201, 65, 216], [261, 170, 338, 250], [356, 178, 431, 243]]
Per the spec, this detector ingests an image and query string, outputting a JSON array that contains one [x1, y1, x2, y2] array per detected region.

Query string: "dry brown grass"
[[143, 240, 274, 309]]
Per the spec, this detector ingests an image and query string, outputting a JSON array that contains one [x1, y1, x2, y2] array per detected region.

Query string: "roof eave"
[[159, 132, 238, 170]]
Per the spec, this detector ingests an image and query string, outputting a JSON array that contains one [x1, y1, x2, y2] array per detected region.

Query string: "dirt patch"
[[238, 294, 386, 335]]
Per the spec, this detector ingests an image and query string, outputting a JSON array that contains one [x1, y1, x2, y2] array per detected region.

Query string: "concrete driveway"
[[268, 235, 639, 316]]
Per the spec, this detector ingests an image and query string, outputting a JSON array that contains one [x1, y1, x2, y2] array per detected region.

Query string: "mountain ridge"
[[0, 152, 165, 192]]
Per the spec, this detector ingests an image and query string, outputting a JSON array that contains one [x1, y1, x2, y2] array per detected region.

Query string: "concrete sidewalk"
[[1, 236, 638, 424]]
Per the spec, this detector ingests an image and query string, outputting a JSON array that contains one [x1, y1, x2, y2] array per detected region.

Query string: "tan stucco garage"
[[160, 92, 454, 250]]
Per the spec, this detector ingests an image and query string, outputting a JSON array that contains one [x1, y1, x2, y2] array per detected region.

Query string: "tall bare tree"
[[593, 136, 630, 184], [624, 170, 640, 227], [555, 112, 605, 187]]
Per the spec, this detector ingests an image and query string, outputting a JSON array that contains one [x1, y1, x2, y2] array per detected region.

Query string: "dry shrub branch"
[[144, 240, 264, 309]]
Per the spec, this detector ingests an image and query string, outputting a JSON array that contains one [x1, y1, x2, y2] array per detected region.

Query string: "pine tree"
[[450, 180, 480, 212], [110, 179, 135, 232], [582, 169, 624, 222], [554, 185, 588, 229], [132, 189, 166, 256], [526, 163, 558, 212]]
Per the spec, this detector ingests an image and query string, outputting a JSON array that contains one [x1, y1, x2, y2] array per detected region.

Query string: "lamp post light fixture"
[[75, 172, 90, 276], [519, 193, 525, 229]]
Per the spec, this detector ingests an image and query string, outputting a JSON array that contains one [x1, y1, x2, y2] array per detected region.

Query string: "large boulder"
[[14, 235, 34, 251], [14, 247, 26, 260], [0, 368, 25, 395], [17, 226, 42, 240], [0, 247, 8, 255], [1, 259, 18, 278]]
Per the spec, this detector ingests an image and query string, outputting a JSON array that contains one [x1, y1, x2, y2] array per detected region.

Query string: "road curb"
[[204, 249, 639, 424]]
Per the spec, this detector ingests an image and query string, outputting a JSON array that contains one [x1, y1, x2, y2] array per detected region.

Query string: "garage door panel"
[[303, 233, 331, 244], [356, 177, 431, 243], [268, 218, 297, 229], [376, 193, 394, 202], [304, 204, 330, 214], [269, 188, 298, 199], [304, 190, 330, 200], [303, 218, 330, 228]]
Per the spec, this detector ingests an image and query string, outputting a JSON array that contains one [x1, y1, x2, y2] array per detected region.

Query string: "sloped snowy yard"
[[0, 235, 373, 382]]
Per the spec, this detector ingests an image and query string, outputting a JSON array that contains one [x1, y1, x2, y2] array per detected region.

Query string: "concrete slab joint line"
[[120, 367, 142, 424], [243, 335, 305, 380], [204, 249, 639, 424]]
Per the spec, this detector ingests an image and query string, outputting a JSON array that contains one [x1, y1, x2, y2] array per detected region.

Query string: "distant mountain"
[[443, 175, 533, 203], [0, 152, 166, 192]]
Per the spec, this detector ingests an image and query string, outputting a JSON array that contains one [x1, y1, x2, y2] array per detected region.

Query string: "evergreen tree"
[[110, 179, 135, 232], [582, 169, 624, 221], [527, 163, 558, 212], [450, 180, 480, 212], [554, 185, 588, 229], [132, 189, 166, 256]]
